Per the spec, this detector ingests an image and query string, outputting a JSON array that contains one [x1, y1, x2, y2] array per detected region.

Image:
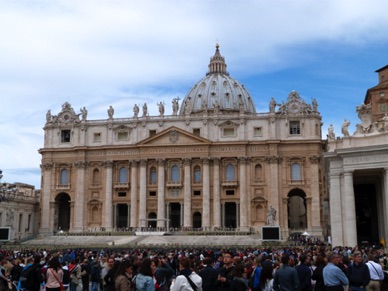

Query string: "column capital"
[[74, 161, 88, 169], [139, 159, 147, 167], [309, 155, 320, 164], [183, 158, 191, 166], [157, 158, 166, 166], [104, 160, 114, 168], [201, 157, 210, 164], [42, 163, 53, 171], [343, 170, 354, 176], [238, 156, 248, 164], [266, 155, 282, 164], [129, 160, 138, 167], [212, 157, 220, 165]]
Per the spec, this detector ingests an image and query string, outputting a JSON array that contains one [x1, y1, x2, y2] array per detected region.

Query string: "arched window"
[[254, 164, 263, 181], [171, 165, 180, 182], [92, 206, 99, 222], [92, 169, 100, 185], [119, 167, 128, 183], [60, 169, 69, 185], [194, 166, 201, 183], [291, 163, 301, 180], [150, 167, 157, 184], [226, 164, 235, 181]]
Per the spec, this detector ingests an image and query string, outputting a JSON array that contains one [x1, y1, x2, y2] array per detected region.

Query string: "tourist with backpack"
[[19, 255, 44, 291]]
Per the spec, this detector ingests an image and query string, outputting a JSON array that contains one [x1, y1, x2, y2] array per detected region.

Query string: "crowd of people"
[[0, 244, 387, 291]]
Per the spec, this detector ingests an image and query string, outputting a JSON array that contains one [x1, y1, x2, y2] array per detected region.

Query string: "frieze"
[[107, 150, 140, 155], [344, 155, 388, 164], [248, 146, 268, 152], [210, 146, 244, 152], [141, 147, 207, 154], [74, 161, 88, 168]]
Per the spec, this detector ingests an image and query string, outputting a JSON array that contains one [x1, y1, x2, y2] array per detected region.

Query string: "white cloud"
[[1, 0, 388, 187]]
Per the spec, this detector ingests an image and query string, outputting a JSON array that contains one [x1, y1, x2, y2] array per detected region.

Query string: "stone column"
[[202, 158, 210, 229], [268, 156, 280, 225], [213, 158, 221, 228], [39, 163, 53, 235], [180, 202, 184, 227], [183, 158, 192, 227], [383, 168, 388, 244], [166, 203, 170, 230], [344, 171, 357, 246], [73, 161, 87, 232], [239, 157, 248, 230], [309, 156, 321, 232], [139, 159, 147, 228], [329, 172, 343, 246], [130, 160, 138, 228], [104, 161, 114, 230], [127, 204, 130, 227], [157, 159, 166, 228], [221, 202, 225, 228]]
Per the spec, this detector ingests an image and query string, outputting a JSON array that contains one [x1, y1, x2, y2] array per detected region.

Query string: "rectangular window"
[[61, 130, 71, 143], [19, 214, 23, 232], [149, 130, 157, 137], [223, 128, 235, 137], [118, 192, 127, 197], [27, 214, 31, 231], [193, 190, 201, 196], [93, 133, 101, 142], [117, 132, 128, 140], [289, 121, 300, 135], [149, 191, 157, 197], [193, 128, 201, 136], [226, 190, 235, 196], [253, 127, 262, 137]]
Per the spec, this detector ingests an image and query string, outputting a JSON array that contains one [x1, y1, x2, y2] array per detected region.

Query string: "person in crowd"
[[69, 258, 81, 291], [230, 264, 249, 291], [311, 254, 327, 291], [135, 257, 156, 291], [323, 252, 349, 291], [250, 256, 262, 291], [104, 260, 121, 291], [153, 257, 174, 291], [81, 259, 91, 291], [115, 260, 133, 291], [346, 251, 370, 290], [273, 253, 300, 291], [45, 256, 64, 291], [259, 259, 274, 291], [295, 253, 312, 291], [198, 257, 219, 290], [10, 258, 23, 287], [61, 261, 70, 291], [170, 257, 202, 291], [90, 260, 101, 291], [218, 251, 235, 290], [365, 253, 385, 291]]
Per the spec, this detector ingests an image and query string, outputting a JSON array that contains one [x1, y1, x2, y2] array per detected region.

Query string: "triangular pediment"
[[137, 126, 211, 146]]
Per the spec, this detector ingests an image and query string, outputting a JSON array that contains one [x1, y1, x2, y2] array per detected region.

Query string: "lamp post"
[[0, 170, 22, 202]]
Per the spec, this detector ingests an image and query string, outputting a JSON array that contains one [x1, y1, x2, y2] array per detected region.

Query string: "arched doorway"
[[193, 212, 202, 228], [287, 189, 307, 230], [55, 193, 71, 231], [224, 202, 237, 228]]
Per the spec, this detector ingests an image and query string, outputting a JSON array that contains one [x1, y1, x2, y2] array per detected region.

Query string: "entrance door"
[[169, 203, 181, 228], [56, 193, 71, 231], [224, 202, 237, 228], [354, 184, 379, 245], [116, 204, 128, 228], [193, 212, 202, 228]]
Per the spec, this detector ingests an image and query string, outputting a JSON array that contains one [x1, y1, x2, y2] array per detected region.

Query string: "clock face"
[[61, 112, 71, 123], [289, 101, 301, 113]]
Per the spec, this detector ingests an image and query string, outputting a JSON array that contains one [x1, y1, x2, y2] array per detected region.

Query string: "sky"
[[1, 0, 388, 189]]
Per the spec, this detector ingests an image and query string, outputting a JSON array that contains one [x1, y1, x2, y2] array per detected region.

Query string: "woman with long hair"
[[135, 258, 156, 291], [260, 261, 274, 291], [115, 260, 134, 291], [311, 254, 327, 291], [45, 256, 64, 291]]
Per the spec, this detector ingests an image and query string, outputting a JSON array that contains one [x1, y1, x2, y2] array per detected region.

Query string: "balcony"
[[166, 181, 182, 188], [56, 184, 70, 190], [114, 182, 130, 189], [221, 180, 238, 188]]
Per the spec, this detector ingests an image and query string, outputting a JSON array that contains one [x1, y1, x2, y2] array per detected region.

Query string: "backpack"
[[62, 268, 70, 285], [20, 265, 35, 289]]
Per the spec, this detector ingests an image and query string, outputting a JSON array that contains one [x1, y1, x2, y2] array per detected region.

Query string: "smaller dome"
[[179, 45, 256, 116]]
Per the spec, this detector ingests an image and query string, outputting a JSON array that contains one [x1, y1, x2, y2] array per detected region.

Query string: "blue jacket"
[[135, 273, 155, 291], [273, 264, 300, 291]]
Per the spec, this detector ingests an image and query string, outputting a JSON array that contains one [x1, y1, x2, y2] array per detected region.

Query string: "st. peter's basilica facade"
[[39, 45, 327, 239]]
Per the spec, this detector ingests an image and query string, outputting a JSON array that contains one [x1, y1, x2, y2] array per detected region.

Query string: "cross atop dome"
[[207, 44, 229, 76]]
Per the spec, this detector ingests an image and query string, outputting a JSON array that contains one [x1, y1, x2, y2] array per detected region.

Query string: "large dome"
[[179, 45, 256, 116]]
